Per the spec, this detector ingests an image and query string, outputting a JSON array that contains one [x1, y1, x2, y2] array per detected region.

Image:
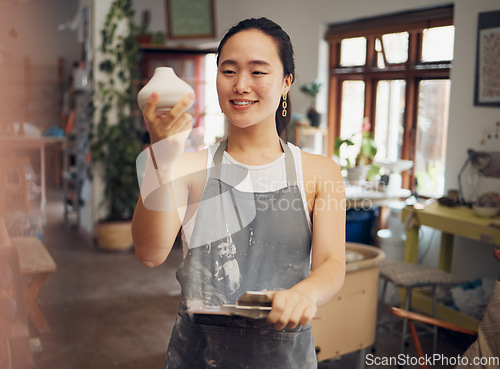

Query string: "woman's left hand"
[[265, 289, 317, 330]]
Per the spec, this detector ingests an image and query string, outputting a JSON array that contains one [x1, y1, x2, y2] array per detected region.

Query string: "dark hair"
[[217, 17, 295, 140]]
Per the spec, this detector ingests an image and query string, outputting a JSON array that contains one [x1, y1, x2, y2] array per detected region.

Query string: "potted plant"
[[334, 118, 379, 182], [300, 80, 322, 127], [90, 0, 144, 250], [135, 10, 166, 46]]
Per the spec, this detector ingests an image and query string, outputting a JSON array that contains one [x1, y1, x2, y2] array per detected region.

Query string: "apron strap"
[[211, 139, 228, 179], [279, 138, 297, 187], [210, 138, 297, 186]]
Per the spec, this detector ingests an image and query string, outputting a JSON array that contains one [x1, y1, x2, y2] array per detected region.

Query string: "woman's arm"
[[132, 161, 189, 268], [132, 93, 194, 268], [267, 155, 346, 329]]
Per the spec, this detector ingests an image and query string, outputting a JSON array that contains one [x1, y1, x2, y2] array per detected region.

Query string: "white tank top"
[[181, 142, 311, 248]]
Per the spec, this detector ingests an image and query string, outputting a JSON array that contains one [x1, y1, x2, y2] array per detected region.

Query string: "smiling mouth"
[[231, 100, 257, 106]]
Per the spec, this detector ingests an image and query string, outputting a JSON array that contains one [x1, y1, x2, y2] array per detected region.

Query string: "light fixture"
[[457, 149, 500, 205]]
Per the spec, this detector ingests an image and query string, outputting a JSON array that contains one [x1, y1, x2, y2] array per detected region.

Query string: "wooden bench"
[[12, 237, 56, 334], [0, 218, 35, 367]]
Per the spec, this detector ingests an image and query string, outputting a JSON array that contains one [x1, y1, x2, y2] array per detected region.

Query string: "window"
[[326, 4, 454, 197], [340, 37, 366, 66]]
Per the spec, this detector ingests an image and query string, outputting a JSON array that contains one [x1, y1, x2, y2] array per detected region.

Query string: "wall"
[[443, 0, 500, 281], [0, 0, 79, 77], [0, 0, 82, 227], [446, 0, 500, 189], [0, 0, 79, 130]]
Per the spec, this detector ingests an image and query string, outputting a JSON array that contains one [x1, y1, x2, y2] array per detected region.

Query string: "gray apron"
[[165, 139, 317, 369]]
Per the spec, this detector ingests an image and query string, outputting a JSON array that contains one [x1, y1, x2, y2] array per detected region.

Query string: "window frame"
[[325, 4, 453, 190]]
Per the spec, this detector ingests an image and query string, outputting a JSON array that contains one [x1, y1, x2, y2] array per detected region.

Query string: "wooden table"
[[345, 183, 411, 209], [0, 135, 65, 208], [12, 237, 56, 334], [402, 201, 500, 270], [401, 201, 500, 330]]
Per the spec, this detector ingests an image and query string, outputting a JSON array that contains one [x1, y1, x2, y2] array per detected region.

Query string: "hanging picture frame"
[[166, 0, 215, 40], [474, 10, 500, 107]]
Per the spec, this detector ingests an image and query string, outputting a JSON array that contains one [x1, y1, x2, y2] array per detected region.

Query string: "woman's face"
[[216, 29, 292, 130]]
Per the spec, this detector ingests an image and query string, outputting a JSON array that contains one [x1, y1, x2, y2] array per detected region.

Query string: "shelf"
[[62, 92, 90, 228], [294, 125, 328, 155], [65, 195, 84, 208], [298, 126, 327, 135], [62, 169, 78, 181]]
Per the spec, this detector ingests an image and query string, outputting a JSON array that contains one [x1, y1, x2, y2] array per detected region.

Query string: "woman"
[[132, 17, 346, 369]]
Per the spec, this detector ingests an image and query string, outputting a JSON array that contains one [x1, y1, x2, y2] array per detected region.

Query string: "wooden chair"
[[389, 250, 500, 369], [0, 156, 31, 212]]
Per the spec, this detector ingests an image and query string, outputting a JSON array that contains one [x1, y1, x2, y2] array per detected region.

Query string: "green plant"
[[300, 80, 322, 99], [355, 130, 378, 166], [90, 0, 144, 221], [334, 136, 355, 167], [300, 81, 323, 126], [134, 10, 166, 45], [334, 118, 380, 179]]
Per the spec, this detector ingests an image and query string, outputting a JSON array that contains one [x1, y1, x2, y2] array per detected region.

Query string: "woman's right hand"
[[143, 92, 195, 145]]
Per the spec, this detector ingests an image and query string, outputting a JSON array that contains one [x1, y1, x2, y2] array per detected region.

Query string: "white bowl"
[[472, 205, 499, 218]]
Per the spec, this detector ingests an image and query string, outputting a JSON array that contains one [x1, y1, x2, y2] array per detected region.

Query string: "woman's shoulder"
[[175, 148, 209, 181], [299, 149, 344, 196], [180, 147, 209, 166], [181, 147, 209, 160], [181, 140, 222, 162], [300, 150, 341, 176]]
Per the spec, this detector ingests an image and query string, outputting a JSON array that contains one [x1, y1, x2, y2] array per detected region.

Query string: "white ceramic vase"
[[137, 67, 194, 112], [346, 165, 369, 183]]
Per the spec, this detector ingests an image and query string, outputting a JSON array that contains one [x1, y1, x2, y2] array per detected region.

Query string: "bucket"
[[388, 201, 406, 239], [346, 208, 377, 245], [377, 228, 405, 261]]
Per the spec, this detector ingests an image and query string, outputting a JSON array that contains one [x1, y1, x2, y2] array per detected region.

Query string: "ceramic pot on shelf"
[[307, 106, 321, 127], [346, 165, 369, 183], [137, 67, 194, 112]]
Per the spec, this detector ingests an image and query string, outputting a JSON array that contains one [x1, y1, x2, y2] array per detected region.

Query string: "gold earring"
[[282, 93, 288, 117]]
